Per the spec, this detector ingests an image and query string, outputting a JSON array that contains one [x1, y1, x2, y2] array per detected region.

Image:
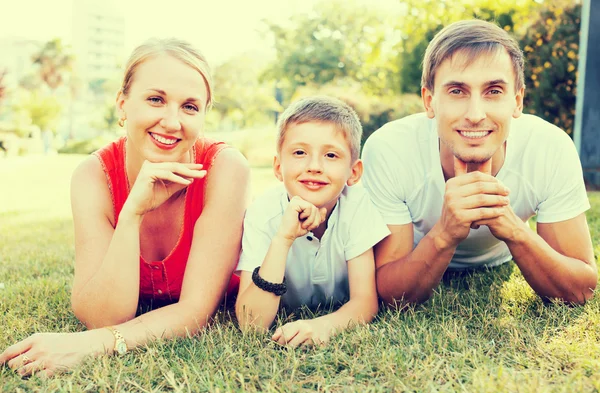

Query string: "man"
[[361, 19, 597, 306]]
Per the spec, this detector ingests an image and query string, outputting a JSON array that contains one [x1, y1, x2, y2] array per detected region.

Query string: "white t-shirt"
[[236, 184, 390, 310], [362, 112, 590, 270]]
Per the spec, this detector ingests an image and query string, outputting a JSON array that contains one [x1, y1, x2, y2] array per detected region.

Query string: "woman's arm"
[[70, 157, 208, 327], [70, 156, 143, 326], [1, 149, 250, 377]]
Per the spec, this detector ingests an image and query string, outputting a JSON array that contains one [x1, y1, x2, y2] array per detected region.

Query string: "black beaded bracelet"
[[252, 266, 287, 296]]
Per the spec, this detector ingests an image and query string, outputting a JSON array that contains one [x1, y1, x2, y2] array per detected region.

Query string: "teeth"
[[151, 133, 177, 145], [460, 131, 489, 138]]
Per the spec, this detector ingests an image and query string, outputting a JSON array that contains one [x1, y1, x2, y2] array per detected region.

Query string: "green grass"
[[1, 154, 600, 392]]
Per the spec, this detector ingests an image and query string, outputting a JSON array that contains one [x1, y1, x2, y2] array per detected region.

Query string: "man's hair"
[[276, 96, 362, 162], [421, 19, 525, 93]]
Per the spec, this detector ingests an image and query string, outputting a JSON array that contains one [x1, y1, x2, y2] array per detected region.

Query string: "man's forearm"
[[507, 227, 597, 304], [377, 224, 457, 305]]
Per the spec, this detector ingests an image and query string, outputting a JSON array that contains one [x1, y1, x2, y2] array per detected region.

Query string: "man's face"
[[422, 48, 524, 166]]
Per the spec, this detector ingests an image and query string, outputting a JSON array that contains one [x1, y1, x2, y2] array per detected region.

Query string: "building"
[[71, 0, 125, 87]]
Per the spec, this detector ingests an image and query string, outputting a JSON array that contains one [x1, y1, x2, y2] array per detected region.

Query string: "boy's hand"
[[272, 319, 334, 348], [276, 196, 327, 243]]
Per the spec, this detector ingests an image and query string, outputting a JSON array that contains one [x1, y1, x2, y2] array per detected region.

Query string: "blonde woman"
[[0, 38, 250, 376]]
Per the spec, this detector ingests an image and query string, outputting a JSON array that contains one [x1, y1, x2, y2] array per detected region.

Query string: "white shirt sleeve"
[[344, 187, 392, 261], [361, 128, 413, 225], [236, 212, 274, 273], [536, 131, 590, 223]]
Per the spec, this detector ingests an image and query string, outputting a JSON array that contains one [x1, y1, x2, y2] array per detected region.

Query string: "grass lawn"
[[1, 154, 599, 392]]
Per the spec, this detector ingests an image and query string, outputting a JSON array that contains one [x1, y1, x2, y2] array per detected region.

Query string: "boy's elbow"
[[235, 303, 271, 332]]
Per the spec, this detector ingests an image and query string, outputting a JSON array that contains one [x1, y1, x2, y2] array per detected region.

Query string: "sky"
[[1, 0, 405, 65], [0, 0, 326, 65]]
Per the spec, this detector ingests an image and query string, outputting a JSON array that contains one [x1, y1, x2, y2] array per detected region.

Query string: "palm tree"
[[32, 38, 74, 91]]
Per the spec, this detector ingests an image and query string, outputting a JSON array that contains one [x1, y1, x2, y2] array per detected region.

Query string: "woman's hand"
[[0, 329, 112, 377], [124, 161, 207, 216]]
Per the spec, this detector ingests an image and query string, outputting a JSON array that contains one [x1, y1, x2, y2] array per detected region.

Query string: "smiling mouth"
[[300, 180, 328, 188], [458, 130, 491, 139], [150, 132, 180, 145]]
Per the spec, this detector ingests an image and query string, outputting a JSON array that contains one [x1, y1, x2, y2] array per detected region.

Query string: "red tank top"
[[93, 136, 240, 310]]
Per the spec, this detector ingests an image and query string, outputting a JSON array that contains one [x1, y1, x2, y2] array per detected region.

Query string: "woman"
[[0, 38, 250, 376]]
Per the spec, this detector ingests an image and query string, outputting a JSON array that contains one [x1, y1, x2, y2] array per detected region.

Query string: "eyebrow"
[[147, 89, 202, 103], [289, 142, 347, 151], [442, 79, 509, 89]]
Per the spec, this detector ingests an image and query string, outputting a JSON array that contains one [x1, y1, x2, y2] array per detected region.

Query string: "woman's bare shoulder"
[[71, 155, 114, 221]]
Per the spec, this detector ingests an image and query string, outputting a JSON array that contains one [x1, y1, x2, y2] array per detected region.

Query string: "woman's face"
[[118, 54, 209, 163]]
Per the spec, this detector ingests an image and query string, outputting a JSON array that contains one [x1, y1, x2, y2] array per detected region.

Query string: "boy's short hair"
[[276, 96, 362, 162], [422, 19, 525, 93]]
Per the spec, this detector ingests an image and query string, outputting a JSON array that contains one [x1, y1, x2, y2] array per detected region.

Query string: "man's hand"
[[438, 157, 511, 248], [472, 202, 529, 243], [276, 196, 327, 243], [271, 319, 335, 348]]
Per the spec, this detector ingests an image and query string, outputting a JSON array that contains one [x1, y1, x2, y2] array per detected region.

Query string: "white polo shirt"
[[362, 112, 590, 270], [236, 184, 390, 310]]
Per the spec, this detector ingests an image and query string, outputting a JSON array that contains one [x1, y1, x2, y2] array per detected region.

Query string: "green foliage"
[[520, 2, 581, 136], [263, 1, 402, 100], [212, 53, 282, 130], [12, 89, 62, 132]]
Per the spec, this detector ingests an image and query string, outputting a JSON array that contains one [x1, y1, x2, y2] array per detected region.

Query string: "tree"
[[31, 38, 74, 91], [520, 1, 581, 136], [262, 1, 402, 101], [212, 52, 282, 129], [12, 89, 62, 134]]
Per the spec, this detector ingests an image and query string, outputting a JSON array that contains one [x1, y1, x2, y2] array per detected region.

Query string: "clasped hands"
[[438, 157, 527, 249]]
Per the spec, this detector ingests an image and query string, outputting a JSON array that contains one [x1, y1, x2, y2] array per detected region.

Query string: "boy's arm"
[[236, 196, 326, 331], [235, 235, 293, 330], [272, 248, 378, 347]]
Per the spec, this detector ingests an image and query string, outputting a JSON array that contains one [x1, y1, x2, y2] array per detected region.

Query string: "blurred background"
[[0, 0, 584, 165]]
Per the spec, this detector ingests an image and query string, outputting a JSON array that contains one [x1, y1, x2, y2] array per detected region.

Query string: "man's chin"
[[454, 151, 493, 165]]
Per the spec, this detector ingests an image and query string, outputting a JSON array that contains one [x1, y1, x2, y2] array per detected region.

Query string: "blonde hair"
[[120, 38, 213, 109], [422, 19, 525, 93], [276, 96, 362, 162]]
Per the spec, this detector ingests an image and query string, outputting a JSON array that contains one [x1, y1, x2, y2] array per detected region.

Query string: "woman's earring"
[[118, 117, 126, 128]]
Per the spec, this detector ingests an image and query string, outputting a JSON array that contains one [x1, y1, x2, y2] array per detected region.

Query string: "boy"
[[235, 96, 390, 347]]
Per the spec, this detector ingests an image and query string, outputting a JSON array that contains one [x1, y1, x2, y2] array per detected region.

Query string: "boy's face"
[[422, 47, 524, 167], [274, 121, 362, 213]]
